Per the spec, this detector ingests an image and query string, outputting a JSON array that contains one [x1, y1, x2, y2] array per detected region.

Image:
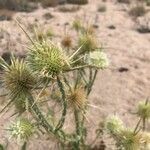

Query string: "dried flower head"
[[105, 115, 124, 135], [1, 57, 37, 98], [61, 35, 72, 48], [8, 118, 35, 142], [78, 34, 97, 54], [85, 51, 109, 69], [137, 101, 150, 120], [68, 87, 87, 109], [27, 41, 70, 77]]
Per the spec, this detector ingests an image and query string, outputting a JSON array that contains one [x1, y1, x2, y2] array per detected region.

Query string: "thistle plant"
[[103, 99, 150, 149], [0, 22, 109, 150]]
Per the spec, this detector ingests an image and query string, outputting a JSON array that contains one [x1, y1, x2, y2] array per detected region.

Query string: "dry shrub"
[[0, 0, 37, 12], [41, 0, 59, 7], [67, 0, 88, 5], [58, 5, 80, 12], [129, 5, 147, 17], [117, 0, 130, 3]]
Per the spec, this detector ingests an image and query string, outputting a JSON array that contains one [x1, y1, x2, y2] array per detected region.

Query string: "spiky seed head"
[[8, 118, 34, 142], [61, 35, 72, 48], [2, 58, 37, 98], [27, 41, 70, 77], [85, 51, 109, 69], [78, 34, 97, 54], [105, 115, 124, 135], [137, 101, 150, 119], [118, 129, 144, 150], [68, 87, 87, 110]]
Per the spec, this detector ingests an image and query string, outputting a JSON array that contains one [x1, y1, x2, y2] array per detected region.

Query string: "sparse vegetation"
[[0, 0, 38, 12], [129, 4, 147, 17], [58, 5, 80, 12], [67, 0, 88, 5], [117, 0, 130, 3]]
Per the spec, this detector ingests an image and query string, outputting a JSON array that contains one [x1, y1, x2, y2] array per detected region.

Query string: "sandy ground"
[[0, 0, 150, 149]]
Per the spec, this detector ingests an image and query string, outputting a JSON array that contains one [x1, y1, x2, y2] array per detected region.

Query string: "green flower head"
[[85, 50, 109, 69], [1, 57, 37, 98], [8, 118, 35, 142], [27, 41, 70, 77], [137, 101, 150, 119], [105, 115, 124, 135], [119, 129, 144, 150]]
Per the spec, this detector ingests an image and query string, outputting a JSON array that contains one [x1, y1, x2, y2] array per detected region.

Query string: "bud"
[[137, 101, 150, 119], [8, 118, 35, 142], [105, 115, 124, 135], [85, 51, 109, 69]]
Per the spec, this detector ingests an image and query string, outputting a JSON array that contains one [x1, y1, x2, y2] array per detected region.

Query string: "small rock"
[[108, 25, 116, 30], [118, 67, 129, 72]]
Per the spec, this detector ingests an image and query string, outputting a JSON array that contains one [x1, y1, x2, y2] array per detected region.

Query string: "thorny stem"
[[142, 118, 146, 131], [87, 69, 98, 96], [54, 76, 67, 132], [21, 142, 27, 150], [74, 108, 81, 150], [134, 118, 142, 134], [26, 92, 67, 142]]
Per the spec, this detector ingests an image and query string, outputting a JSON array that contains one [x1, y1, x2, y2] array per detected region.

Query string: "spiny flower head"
[[78, 34, 98, 54], [85, 50, 109, 69], [137, 101, 150, 119], [118, 129, 145, 150], [8, 118, 35, 142], [1, 57, 37, 97], [105, 115, 124, 135], [68, 86, 87, 110], [27, 41, 70, 77]]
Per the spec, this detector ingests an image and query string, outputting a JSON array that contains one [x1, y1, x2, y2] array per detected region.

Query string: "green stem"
[[21, 142, 27, 150], [27, 93, 54, 132], [133, 118, 142, 134], [74, 109, 81, 150], [87, 69, 98, 96], [142, 118, 146, 131], [54, 76, 67, 132], [27, 92, 67, 142]]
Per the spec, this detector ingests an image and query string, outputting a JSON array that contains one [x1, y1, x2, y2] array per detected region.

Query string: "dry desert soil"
[[0, 0, 150, 149]]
